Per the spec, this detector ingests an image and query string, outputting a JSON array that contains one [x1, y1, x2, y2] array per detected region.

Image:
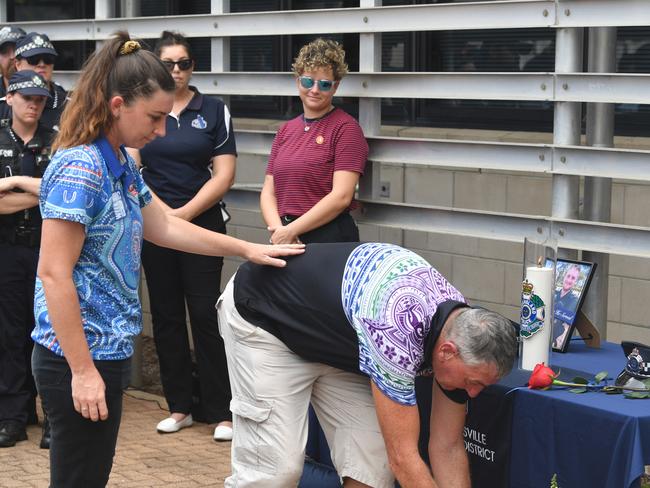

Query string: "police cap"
[[615, 341, 650, 389], [0, 26, 26, 48], [15, 32, 57, 58], [7, 70, 51, 98]]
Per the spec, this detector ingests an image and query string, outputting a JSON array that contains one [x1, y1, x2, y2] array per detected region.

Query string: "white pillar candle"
[[520, 265, 554, 371]]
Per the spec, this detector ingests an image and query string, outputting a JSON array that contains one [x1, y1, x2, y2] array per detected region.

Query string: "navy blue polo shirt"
[[139, 87, 237, 208]]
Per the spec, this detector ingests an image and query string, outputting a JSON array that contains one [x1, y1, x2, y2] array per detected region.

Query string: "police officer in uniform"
[[0, 32, 66, 131], [0, 26, 26, 97], [0, 70, 53, 448]]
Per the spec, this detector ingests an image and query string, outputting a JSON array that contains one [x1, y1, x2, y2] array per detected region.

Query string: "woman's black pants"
[[32, 344, 130, 488], [141, 205, 231, 422]]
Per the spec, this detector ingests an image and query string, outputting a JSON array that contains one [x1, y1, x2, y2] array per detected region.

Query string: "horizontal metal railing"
[[55, 71, 650, 105], [13, 0, 650, 256], [236, 131, 650, 182], [9, 0, 650, 40], [224, 187, 650, 259]]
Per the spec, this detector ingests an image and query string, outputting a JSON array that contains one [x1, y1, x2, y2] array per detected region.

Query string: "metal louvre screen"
[[381, 28, 556, 131], [616, 27, 650, 136], [9, 0, 650, 256]]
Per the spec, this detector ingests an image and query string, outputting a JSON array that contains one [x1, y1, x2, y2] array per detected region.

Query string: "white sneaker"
[[213, 424, 233, 442], [156, 414, 193, 434]]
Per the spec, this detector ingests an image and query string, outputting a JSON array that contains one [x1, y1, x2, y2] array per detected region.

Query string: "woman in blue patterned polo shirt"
[[30, 31, 303, 488]]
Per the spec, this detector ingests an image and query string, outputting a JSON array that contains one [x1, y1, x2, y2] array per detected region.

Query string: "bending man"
[[218, 241, 518, 487]]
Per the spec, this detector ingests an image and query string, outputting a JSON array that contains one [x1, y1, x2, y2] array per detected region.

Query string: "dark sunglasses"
[[299, 75, 335, 92], [162, 58, 193, 71], [23, 54, 56, 66]]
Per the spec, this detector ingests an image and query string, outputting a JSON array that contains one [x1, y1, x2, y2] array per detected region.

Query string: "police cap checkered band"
[[15, 32, 56, 58], [7, 70, 51, 97], [0, 26, 26, 46]]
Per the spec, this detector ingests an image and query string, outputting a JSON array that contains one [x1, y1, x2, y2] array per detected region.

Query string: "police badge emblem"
[[520, 280, 546, 338], [615, 341, 650, 389], [191, 114, 207, 129]]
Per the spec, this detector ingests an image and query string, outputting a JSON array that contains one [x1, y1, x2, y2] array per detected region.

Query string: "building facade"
[[5, 0, 650, 344]]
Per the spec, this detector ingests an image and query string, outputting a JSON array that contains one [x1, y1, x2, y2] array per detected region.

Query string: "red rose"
[[526, 364, 650, 398], [528, 363, 558, 389]]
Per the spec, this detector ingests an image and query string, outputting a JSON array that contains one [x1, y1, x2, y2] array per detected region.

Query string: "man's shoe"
[[40, 416, 51, 449], [156, 414, 193, 434], [0, 421, 27, 448]]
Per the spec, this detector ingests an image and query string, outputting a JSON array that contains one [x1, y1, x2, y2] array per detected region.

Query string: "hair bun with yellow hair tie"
[[119, 40, 140, 56]]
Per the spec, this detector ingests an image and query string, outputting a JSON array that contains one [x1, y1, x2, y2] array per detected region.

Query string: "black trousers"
[[0, 241, 38, 425], [32, 344, 130, 488], [287, 212, 359, 244], [141, 205, 231, 422]]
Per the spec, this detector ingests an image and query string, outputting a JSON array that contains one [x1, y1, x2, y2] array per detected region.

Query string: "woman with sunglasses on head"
[[30, 31, 302, 488], [127, 31, 237, 442], [11, 32, 67, 131], [261, 38, 368, 245]]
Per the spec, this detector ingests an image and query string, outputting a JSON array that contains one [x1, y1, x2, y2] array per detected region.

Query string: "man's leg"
[[311, 368, 395, 488], [217, 278, 317, 487]]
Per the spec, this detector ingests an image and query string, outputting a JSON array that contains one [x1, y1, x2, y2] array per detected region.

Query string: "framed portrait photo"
[[545, 258, 597, 353]]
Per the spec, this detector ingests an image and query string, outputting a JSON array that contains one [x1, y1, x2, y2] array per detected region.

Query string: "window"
[[9, 0, 95, 70], [228, 0, 360, 121]]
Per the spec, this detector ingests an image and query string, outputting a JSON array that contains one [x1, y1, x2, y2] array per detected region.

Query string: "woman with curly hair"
[[260, 38, 368, 245]]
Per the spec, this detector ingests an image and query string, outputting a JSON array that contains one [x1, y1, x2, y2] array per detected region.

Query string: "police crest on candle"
[[519, 265, 554, 371]]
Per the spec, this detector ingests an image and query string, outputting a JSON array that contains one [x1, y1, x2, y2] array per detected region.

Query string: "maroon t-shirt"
[[266, 107, 368, 217]]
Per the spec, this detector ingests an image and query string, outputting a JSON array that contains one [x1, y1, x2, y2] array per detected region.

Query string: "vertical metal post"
[[0, 0, 7, 23], [95, 0, 115, 20], [582, 27, 616, 339], [357, 0, 381, 200], [121, 0, 140, 18], [95, 0, 116, 50], [211, 0, 230, 106], [551, 27, 583, 260]]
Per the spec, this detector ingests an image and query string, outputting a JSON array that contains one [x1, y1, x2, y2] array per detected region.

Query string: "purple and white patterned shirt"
[[342, 243, 466, 406]]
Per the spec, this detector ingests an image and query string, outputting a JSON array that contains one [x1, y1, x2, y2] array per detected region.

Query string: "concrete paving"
[[0, 390, 231, 487]]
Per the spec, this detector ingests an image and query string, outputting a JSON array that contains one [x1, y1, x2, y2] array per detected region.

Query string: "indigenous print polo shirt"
[[234, 242, 468, 407], [32, 137, 152, 360], [342, 243, 466, 405]]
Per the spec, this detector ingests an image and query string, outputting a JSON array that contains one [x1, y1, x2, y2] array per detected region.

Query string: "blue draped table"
[[507, 341, 650, 488], [301, 341, 650, 488]]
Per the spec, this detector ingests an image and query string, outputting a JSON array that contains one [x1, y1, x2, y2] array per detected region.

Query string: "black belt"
[[0, 226, 41, 247], [281, 212, 350, 226]]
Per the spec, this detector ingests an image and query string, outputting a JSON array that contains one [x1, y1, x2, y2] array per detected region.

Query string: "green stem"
[[552, 379, 650, 392]]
